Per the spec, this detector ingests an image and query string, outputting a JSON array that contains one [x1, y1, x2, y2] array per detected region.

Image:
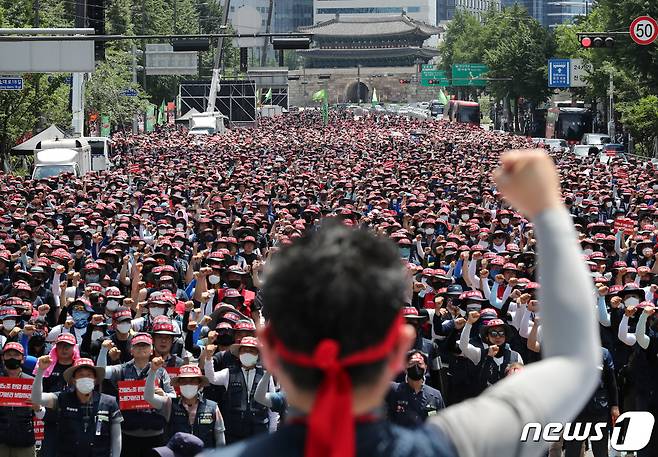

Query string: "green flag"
[[371, 88, 378, 108], [146, 104, 156, 132], [158, 100, 166, 125], [437, 89, 448, 105], [321, 89, 329, 126], [312, 89, 326, 102], [100, 115, 111, 137], [264, 88, 272, 102], [256, 88, 261, 106]]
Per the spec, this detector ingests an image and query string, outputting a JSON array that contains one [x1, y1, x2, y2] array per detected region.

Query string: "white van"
[[32, 138, 91, 179]]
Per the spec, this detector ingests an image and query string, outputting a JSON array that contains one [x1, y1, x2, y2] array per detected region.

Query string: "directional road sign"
[[451, 63, 488, 87], [420, 65, 449, 87], [0, 77, 23, 90], [548, 59, 570, 88], [630, 16, 658, 46]]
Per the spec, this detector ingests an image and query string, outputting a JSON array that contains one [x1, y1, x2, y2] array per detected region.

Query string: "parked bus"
[[444, 100, 480, 126], [545, 107, 592, 143]]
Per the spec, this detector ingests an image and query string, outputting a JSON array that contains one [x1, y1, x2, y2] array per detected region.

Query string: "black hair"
[[263, 220, 407, 391]]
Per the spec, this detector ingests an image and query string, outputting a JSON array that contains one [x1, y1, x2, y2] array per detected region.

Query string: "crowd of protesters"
[[0, 109, 654, 456]]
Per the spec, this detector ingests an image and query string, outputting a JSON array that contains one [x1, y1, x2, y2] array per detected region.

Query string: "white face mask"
[[179, 385, 199, 399], [116, 322, 131, 334], [149, 307, 165, 317], [158, 229, 167, 236], [583, 248, 593, 256], [625, 296, 640, 307], [76, 377, 95, 394], [208, 275, 221, 285], [106, 300, 120, 312], [240, 353, 258, 367], [424, 227, 434, 235], [643, 248, 653, 257], [3, 320, 15, 331], [439, 215, 449, 222], [478, 241, 489, 249], [73, 239, 83, 247], [176, 224, 184, 231], [460, 214, 469, 221], [91, 330, 104, 341], [501, 218, 510, 225], [605, 201, 613, 208], [259, 227, 268, 234]]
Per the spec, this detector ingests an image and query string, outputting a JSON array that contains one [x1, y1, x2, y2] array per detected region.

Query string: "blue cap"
[[152, 432, 203, 457]]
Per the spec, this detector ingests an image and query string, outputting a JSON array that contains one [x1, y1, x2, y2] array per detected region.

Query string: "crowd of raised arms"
[[0, 110, 655, 457]]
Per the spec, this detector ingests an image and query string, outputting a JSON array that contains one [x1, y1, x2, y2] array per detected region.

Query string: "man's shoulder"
[[201, 422, 458, 457]]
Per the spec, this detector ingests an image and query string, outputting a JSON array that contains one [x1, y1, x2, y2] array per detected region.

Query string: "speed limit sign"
[[630, 16, 658, 45]]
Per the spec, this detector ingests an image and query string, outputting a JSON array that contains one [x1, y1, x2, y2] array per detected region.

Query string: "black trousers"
[[562, 415, 609, 457], [121, 433, 165, 457]]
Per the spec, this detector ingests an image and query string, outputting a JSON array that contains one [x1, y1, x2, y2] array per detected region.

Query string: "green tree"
[[85, 49, 150, 130], [484, 6, 556, 131], [617, 95, 658, 156]]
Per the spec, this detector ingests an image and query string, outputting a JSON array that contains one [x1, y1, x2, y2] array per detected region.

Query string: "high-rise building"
[[499, 0, 591, 27], [437, 0, 500, 22], [273, 0, 314, 32], [544, 0, 592, 28]]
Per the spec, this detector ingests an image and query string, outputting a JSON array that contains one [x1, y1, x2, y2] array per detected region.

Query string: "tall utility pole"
[[608, 72, 615, 139], [260, 0, 274, 67], [206, 0, 230, 112], [132, 44, 139, 133], [72, 0, 87, 136]]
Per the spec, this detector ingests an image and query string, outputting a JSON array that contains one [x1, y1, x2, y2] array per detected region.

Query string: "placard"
[[614, 217, 635, 235], [34, 418, 45, 441], [0, 377, 33, 407], [118, 380, 152, 411]]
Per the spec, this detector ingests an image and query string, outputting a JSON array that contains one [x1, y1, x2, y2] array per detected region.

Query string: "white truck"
[[81, 136, 113, 171], [188, 113, 226, 136], [32, 138, 92, 179]]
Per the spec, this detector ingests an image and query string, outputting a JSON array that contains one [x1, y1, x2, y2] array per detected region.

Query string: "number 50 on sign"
[[630, 16, 658, 45]]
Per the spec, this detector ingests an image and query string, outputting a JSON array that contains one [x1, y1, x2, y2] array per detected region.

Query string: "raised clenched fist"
[[467, 311, 480, 324], [487, 345, 499, 357], [150, 357, 164, 371], [38, 355, 52, 371]]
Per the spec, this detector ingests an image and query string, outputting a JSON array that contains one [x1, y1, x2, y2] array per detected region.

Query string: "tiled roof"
[[299, 14, 442, 38]]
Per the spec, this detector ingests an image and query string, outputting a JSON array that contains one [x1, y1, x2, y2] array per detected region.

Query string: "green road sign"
[[451, 63, 488, 87], [421, 65, 449, 87]]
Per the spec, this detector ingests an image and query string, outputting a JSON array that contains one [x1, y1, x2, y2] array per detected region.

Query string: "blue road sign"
[[548, 59, 570, 88], [120, 88, 138, 97], [0, 77, 23, 90]]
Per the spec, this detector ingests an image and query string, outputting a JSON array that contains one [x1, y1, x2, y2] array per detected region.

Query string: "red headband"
[[267, 312, 405, 457]]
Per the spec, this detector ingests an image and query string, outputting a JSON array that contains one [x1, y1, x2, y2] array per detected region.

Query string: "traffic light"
[[172, 38, 210, 52], [272, 37, 311, 50], [579, 34, 614, 48]]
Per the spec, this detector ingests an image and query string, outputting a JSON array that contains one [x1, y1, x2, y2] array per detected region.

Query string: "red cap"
[[131, 333, 153, 346], [56, 333, 77, 346], [234, 320, 256, 331], [3, 342, 24, 354]]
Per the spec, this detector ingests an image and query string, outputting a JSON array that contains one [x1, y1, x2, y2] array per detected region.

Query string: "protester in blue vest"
[[31, 356, 123, 457], [144, 359, 225, 448], [202, 336, 278, 444], [0, 342, 46, 457], [97, 332, 174, 457]]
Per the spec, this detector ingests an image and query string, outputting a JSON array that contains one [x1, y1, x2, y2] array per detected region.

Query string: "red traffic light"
[[580, 35, 614, 48]]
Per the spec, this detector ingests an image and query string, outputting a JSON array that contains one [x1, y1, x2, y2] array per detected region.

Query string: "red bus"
[[444, 100, 480, 126]]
